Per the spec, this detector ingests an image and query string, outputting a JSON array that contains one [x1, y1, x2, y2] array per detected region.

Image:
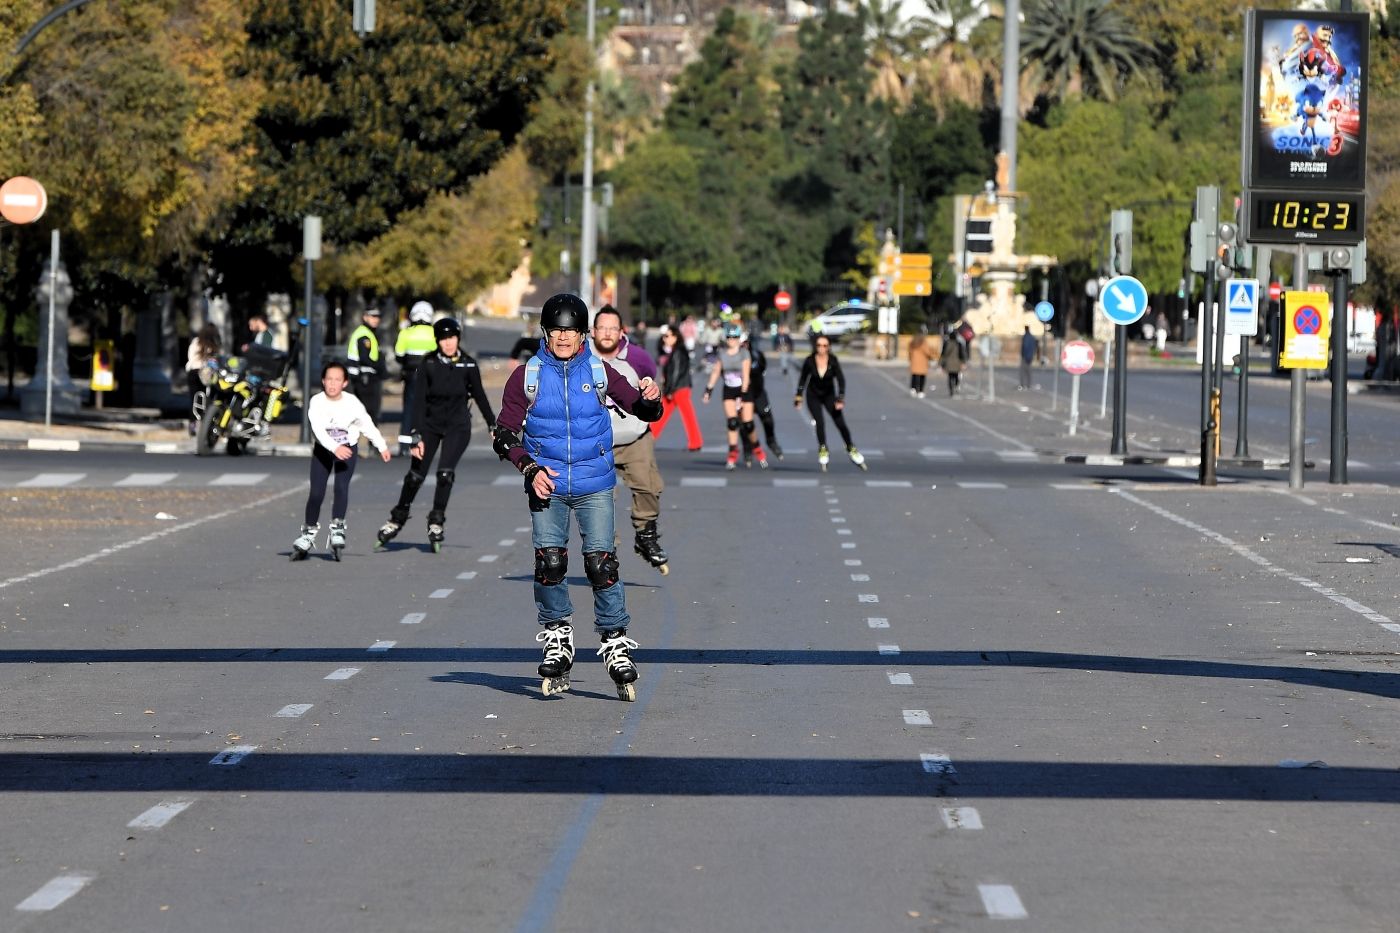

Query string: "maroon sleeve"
[[603, 363, 643, 410], [498, 367, 534, 471]]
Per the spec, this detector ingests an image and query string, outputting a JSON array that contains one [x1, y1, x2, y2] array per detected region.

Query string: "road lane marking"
[[127, 800, 194, 830], [515, 526, 530, 533], [498, 538, 517, 547], [837, 529, 852, 536], [865, 480, 912, 488], [942, 807, 983, 830], [209, 745, 257, 766], [0, 483, 304, 592], [979, 884, 1027, 919], [996, 450, 1038, 461], [774, 478, 818, 487], [830, 516, 847, 523], [367, 640, 396, 652], [920, 752, 955, 774], [324, 668, 361, 680], [858, 594, 879, 603], [26, 438, 79, 452], [430, 588, 454, 598], [903, 710, 932, 726], [456, 571, 478, 581], [681, 477, 727, 487], [957, 482, 1008, 489], [478, 554, 499, 563], [399, 612, 426, 625], [1050, 483, 1099, 490], [492, 475, 519, 486], [829, 508, 842, 514], [878, 644, 900, 655], [275, 704, 313, 718], [841, 542, 857, 549], [851, 573, 870, 581], [1116, 489, 1400, 635], [15, 874, 94, 912], [208, 473, 268, 486], [114, 472, 177, 487], [867, 617, 889, 628], [16, 472, 85, 487], [844, 559, 862, 566], [920, 447, 959, 459], [887, 672, 913, 685]]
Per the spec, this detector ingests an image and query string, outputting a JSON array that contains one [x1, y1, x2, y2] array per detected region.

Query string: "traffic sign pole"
[[1329, 263, 1350, 484], [1290, 250, 1307, 490], [1235, 331, 1249, 458], [1111, 326, 1127, 455]]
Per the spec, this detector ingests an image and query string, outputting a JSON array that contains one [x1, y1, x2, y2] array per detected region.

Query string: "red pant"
[[651, 387, 703, 450]]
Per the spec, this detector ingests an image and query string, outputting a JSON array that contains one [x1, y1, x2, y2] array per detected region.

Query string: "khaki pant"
[[612, 431, 664, 529]]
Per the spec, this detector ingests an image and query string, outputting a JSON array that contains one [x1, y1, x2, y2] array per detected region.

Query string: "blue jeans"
[[531, 488, 630, 633]]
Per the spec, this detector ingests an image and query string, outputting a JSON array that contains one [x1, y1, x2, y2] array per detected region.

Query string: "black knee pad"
[[403, 469, 427, 492], [534, 547, 568, 585], [742, 420, 756, 435], [583, 551, 619, 590], [726, 416, 741, 432], [435, 469, 455, 492]]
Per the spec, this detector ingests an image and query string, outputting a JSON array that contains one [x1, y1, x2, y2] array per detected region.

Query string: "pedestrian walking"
[[346, 308, 387, 423], [774, 323, 795, 376], [393, 301, 438, 454], [491, 293, 663, 700], [590, 306, 670, 574], [908, 332, 932, 398], [292, 361, 392, 561], [376, 317, 496, 553], [652, 326, 704, 451], [743, 330, 783, 459], [703, 323, 769, 470], [794, 335, 866, 472], [185, 323, 221, 433], [1018, 325, 1039, 390], [939, 327, 966, 397]]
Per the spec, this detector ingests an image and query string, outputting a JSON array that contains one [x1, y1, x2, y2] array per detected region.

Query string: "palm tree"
[[863, 0, 914, 107], [1021, 0, 1153, 102], [906, 0, 995, 113]]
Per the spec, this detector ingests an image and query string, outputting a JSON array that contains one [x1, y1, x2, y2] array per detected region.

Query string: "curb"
[[1064, 453, 1311, 470], [1, 436, 314, 457]]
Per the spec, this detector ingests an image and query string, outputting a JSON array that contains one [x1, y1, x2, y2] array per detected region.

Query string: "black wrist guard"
[[492, 424, 522, 461]]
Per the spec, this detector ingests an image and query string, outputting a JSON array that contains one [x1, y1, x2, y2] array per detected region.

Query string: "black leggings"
[[306, 444, 358, 524], [742, 390, 779, 452], [396, 427, 471, 514], [910, 374, 926, 393], [806, 392, 853, 449]]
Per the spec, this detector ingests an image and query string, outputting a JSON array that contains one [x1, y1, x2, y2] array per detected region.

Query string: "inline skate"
[[536, 622, 575, 696], [291, 523, 319, 561], [598, 629, 639, 701], [328, 519, 346, 561], [633, 521, 669, 575]]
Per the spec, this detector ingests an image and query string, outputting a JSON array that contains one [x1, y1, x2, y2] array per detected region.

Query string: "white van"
[[806, 301, 875, 338]]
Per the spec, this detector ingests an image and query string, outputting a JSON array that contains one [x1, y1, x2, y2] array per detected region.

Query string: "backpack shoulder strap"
[[590, 357, 608, 403], [524, 356, 542, 409]]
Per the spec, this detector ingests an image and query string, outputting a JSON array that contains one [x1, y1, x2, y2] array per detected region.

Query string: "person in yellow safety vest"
[[346, 308, 386, 423], [395, 301, 438, 454]]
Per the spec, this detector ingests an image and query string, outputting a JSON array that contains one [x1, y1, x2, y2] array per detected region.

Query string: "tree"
[[864, 0, 913, 107], [906, 0, 994, 112], [1022, 0, 1154, 102]]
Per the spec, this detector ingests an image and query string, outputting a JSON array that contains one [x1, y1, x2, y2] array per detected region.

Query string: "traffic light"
[[965, 219, 993, 254]]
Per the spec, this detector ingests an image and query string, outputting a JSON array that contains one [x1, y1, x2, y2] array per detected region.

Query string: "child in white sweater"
[[292, 361, 392, 559]]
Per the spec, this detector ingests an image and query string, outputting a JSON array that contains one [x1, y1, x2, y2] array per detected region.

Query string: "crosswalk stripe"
[[16, 472, 85, 487], [114, 472, 177, 487], [208, 473, 267, 486]]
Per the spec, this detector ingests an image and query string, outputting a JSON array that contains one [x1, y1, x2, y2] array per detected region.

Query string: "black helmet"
[[433, 317, 461, 341], [541, 293, 588, 334]]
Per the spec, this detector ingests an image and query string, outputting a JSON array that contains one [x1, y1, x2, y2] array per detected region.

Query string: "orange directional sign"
[[893, 253, 932, 267], [0, 176, 47, 224], [892, 281, 931, 296]]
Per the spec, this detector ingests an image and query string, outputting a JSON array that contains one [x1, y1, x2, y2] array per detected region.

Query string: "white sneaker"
[[917, 391, 926, 399]]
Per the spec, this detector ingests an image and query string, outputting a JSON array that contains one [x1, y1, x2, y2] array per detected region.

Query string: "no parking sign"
[[1280, 291, 1329, 369]]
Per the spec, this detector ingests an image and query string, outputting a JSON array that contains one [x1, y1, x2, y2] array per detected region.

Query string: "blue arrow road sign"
[[1101, 275, 1148, 326], [1034, 301, 1054, 323]]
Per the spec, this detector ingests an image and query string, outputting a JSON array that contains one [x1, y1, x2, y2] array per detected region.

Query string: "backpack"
[[523, 354, 608, 411]]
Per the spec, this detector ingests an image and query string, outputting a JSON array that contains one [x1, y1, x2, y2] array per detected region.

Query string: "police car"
[[805, 300, 875, 338]]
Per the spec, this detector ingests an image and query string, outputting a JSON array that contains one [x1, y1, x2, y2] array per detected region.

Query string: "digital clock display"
[[1247, 192, 1364, 245]]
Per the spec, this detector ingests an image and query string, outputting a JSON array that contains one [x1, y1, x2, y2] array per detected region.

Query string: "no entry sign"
[[774, 290, 792, 313], [0, 176, 46, 225]]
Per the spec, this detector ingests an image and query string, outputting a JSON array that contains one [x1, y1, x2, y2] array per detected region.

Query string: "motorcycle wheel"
[[196, 399, 224, 456], [226, 437, 247, 456]]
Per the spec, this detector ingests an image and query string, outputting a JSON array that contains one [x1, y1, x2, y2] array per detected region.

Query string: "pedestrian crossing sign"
[[1223, 279, 1259, 337]]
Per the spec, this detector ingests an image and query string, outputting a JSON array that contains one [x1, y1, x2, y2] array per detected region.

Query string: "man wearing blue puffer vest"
[[493, 293, 663, 700]]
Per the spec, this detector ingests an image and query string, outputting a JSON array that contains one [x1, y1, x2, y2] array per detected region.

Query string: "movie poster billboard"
[[1246, 10, 1368, 191]]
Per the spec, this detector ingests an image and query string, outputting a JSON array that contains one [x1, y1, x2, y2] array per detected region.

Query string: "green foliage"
[[890, 100, 992, 209], [1022, 0, 1155, 102]]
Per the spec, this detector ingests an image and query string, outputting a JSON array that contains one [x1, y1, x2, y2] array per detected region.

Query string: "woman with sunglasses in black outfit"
[[794, 336, 866, 472]]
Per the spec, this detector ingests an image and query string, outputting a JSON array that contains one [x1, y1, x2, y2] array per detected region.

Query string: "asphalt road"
[[4, 352, 1400, 931]]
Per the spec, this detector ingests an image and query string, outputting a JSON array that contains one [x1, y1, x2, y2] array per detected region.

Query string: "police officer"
[[394, 301, 438, 454], [376, 317, 496, 552], [346, 308, 386, 423]]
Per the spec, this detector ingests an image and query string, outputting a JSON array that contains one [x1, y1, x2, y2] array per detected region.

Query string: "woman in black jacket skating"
[[794, 336, 866, 472], [377, 318, 497, 551]]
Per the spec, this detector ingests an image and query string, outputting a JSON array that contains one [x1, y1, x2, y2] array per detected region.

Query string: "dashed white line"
[[828, 508, 843, 514], [957, 482, 1008, 490], [492, 475, 519, 486], [919, 447, 959, 460], [942, 807, 983, 830], [837, 529, 852, 536], [456, 571, 478, 581], [996, 450, 1038, 461], [478, 554, 499, 564], [841, 542, 857, 549], [497, 538, 517, 547], [127, 800, 194, 830], [367, 640, 396, 652], [858, 594, 879, 603], [920, 752, 955, 774], [681, 477, 727, 487], [15, 874, 94, 912], [844, 559, 863, 566], [324, 668, 361, 681], [867, 617, 890, 628], [1050, 483, 1099, 491], [878, 644, 901, 655], [851, 573, 870, 582], [865, 479, 913, 488], [979, 884, 1028, 919], [774, 478, 819, 488], [275, 704, 313, 718], [114, 472, 177, 487], [830, 517, 847, 523], [16, 472, 85, 487], [903, 709, 932, 726], [429, 588, 454, 598], [515, 526, 530, 533], [209, 745, 258, 766], [886, 672, 913, 685], [399, 612, 426, 625], [208, 472, 268, 486]]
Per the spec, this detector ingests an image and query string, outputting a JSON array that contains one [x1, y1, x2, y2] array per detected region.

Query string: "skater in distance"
[[492, 293, 663, 700], [293, 362, 392, 561], [703, 323, 769, 471], [795, 336, 867, 472], [377, 317, 496, 553]]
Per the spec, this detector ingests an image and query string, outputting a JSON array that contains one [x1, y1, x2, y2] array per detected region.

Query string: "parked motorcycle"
[[193, 334, 298, 456]]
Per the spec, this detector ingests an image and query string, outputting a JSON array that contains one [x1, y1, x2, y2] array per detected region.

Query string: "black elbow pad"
[[492, 424, 521, 460]]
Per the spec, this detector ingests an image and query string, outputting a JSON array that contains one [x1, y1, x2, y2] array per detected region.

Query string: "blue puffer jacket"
[[523, 344, 615, 496]]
